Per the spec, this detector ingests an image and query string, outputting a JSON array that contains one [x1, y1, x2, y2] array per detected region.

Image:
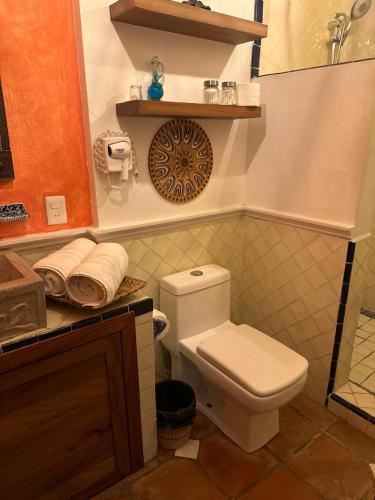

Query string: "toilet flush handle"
[[191, 270, 204, 276]]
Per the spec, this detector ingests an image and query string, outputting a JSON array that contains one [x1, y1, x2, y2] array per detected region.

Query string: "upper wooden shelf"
[[110, 0, 268, 45], [116, 100, 261, 120]]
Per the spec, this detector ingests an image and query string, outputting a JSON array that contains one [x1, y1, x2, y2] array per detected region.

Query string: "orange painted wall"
[[0, 0, 93, 238]]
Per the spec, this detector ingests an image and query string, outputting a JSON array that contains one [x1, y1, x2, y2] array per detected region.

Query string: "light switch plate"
[[45, 195, 67, 225]]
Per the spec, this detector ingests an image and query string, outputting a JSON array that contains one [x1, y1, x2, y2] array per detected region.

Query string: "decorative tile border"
[[330, 393, 375, 426], [0, 297, 153, 354], [251, 0, 263, 78], [0, 203, 29, 223], [360, 307, 375, 319], [326, 242, 355, 396]]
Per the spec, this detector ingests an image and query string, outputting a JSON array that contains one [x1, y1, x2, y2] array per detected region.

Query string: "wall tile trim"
[[326, 242, 356, 397]]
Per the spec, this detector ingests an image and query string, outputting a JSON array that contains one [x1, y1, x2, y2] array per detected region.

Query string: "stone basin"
[[0, 252, 46, 342]]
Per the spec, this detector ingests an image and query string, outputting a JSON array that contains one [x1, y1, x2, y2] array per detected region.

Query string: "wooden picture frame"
[[0, 79, 14, 180]]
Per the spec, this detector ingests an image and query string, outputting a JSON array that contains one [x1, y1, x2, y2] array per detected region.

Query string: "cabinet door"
[[0, 323, 136, 499]]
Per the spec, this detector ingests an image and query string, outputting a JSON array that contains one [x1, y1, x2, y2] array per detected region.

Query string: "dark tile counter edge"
[[1, 297, 153, 354]]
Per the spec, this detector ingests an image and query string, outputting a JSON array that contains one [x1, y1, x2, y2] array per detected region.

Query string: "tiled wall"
[[18, 214, 351, 403], [240, 216, 347, 402], [260, 0, 375, 75], [117, 217, 244, 323]]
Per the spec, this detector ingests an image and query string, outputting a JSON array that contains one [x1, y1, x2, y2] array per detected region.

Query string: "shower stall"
[[327, 0, 372, 64], [259, 0, 375, 75]]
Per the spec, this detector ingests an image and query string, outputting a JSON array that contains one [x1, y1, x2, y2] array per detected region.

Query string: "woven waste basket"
[[156, 380, 196, 450]]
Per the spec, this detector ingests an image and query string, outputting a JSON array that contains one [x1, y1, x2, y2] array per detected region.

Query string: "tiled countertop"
[[0, 292, 153, 355]]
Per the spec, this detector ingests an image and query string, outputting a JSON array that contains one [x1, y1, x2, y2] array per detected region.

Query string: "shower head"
[[351, 0, 372, 19]]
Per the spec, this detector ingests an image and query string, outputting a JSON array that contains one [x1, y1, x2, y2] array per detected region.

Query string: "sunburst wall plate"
[[149, 119, 213, 203]]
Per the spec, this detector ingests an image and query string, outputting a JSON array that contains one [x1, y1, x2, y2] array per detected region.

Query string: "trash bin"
[[156, 379, 196, 450]]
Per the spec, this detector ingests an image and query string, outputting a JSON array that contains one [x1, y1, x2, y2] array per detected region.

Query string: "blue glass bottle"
[[147, 57, 165, 101]]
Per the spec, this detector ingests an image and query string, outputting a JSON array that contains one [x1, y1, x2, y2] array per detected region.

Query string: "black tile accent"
[[0, 297, 152, 356], [252, 43, 261, 69], [346, 241, 356, 263], [101, 305, 129, 320], [251, 0, 263, 78], [251, 67, 259, 78], [128, 297, 153, 316], [326, 241, 357, 403], [331, 393, 375, 425], [337, 303, 347, 325], [340, 283, 350, 306], [254, 0, 264, 22], [343, 261, 353, 284], [2, 335, 38, 353], [38, 326, 72, 341], [331, 341, 341, 365], [360, 307, 375, 319], [326, 378, 335, 396], [71, 315, 102, 330], [329, 359, 337, 380]]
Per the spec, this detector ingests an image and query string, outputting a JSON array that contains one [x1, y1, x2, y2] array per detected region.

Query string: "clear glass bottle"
[[203, 80, 220, 105], [221, 81, 238, 105]]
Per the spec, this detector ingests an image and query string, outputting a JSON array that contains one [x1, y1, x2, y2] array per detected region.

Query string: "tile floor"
[[350, 314, 375, 393], [93, 394, 375, 500]]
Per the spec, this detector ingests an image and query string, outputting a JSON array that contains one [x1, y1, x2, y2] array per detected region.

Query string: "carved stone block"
[[0, 252, 47, 342]]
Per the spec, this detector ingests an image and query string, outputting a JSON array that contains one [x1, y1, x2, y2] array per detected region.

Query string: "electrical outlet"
[[45, 195, 67, 225]]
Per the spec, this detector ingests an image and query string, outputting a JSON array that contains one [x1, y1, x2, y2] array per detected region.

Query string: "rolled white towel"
[[66, 243, 128, 308], [33, 238, 97, 297]]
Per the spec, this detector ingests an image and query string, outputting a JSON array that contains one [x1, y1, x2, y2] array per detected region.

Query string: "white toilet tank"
[[160, 265, 231, 356]]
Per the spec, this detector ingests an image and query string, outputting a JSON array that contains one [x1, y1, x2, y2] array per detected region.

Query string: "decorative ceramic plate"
[[149, 119, 213, 203]]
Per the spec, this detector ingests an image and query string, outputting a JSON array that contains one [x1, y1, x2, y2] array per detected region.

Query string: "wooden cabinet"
[[0, 313, 143, 500]]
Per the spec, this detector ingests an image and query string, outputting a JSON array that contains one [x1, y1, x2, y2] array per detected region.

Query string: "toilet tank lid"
[[160, 265, 230, 295]]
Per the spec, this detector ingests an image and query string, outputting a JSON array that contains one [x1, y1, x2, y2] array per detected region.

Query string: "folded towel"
[[66, 243, 128, 308], [33, 238, 96, 297]]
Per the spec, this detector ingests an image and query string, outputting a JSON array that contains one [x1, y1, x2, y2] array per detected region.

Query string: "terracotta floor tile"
[[266, 405, 319, 459], [156, 447, 175, 463], [190, 410, 217, 440], [126, 459, 160, 483], [239, 466, 321, 500], [289, 434, 373, 500], [199, 432, 277, 496], [327, 419, 375, 463], [131, 459, 225, 500], [290, 393, 337, 429], [91, 479, 132, 499]]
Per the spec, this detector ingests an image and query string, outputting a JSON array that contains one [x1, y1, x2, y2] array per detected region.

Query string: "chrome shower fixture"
[[327, 0, 372, 64], [351, 0, 372, 19]]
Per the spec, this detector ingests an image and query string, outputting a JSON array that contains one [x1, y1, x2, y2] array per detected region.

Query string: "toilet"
[[160, 264, 308, 453]]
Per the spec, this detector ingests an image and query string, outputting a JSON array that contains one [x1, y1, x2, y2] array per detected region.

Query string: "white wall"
[[245, 61, 375, 229], [79, 0, 254, 229]]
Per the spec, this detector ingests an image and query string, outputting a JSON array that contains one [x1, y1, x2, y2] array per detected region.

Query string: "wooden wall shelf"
[[116, 100, 261, 120], [110, 0, 268, 45]]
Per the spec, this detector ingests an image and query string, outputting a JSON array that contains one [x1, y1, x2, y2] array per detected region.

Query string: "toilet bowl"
[[160, 265, 308, 453]]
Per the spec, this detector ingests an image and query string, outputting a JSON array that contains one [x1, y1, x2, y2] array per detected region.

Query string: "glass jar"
[[203, 80, 220, 105], [221, 81, 238, 105], [130, 85, 143, 101]]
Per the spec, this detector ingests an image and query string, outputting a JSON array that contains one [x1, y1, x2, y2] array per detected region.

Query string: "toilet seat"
[[179, 321, 308, 413], [196, 323, 308, 397]]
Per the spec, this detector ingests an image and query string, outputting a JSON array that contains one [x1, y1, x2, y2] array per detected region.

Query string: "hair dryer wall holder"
[[93, 129, 138, 190]]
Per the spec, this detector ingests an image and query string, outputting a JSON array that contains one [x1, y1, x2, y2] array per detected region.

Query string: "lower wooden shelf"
[[116, 100, 261, 120]]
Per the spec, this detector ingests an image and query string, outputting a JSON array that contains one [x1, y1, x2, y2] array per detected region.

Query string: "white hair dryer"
[[93, 130, 138, 189]]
